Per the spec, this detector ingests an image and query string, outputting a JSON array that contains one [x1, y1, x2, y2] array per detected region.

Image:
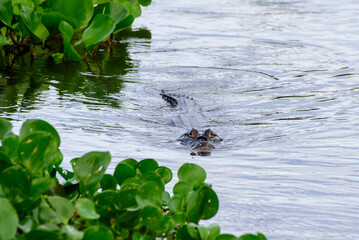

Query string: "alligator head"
[[179, 128, 222, 155]]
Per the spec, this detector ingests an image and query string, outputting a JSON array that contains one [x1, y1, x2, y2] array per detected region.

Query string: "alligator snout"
[[194, 142, 215, 151]]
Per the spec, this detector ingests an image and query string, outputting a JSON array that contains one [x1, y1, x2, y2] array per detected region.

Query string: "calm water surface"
[[1, 0, 359, 239]]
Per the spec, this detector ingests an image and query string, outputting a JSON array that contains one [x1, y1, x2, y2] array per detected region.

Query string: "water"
[[1, 0, 359, 239]]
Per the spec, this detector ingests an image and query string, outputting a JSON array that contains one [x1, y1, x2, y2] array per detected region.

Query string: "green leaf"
[[0, 118, 12, 139], [17, 132, 58, 174], [138, 0, 151, 7], [120, 158, 138, 168], [0, 34, 9, 50], [178, 163, 206, 188], [71, 151, 111, 195], [176, 225, 197, 240], [30, 176, 56, 198], [1, 134, 19, 162], [168, 195, 184, 214], [100, 1, 128, 24], [218, 234, 237, 240], [60, 225, 84, 240], [12, 0, 33, 15], [186, 185, 219, 223], [24, 230, 60, 240], [138, 206, 164, 231], [136, 158, 158, 173], [0, 166, 30, 204], [19, 119, 60, 147], [136, 181, 164, 208], [173, 181, 192, 196], [52, 0, 94, 30], [20, 6, 49, 43], [186, 223, 200, 240], [0, 152, 12, 174], [100, 173, 117, 190], [114, 162, 135, 186], [47, 196, 74, 225], [114, 15, 134, 33], [0, 197, 18, 240], [59, 20, 82, 61], [239, 233, 267, 240], [42, 11, 62, 34], [75, 198, 100, 219], [117, 189, 138, 210], [82, 14, 115, 52], [0, 0, 13, 27], [83, 226, 114, 240], [155, 166, 172, 183]]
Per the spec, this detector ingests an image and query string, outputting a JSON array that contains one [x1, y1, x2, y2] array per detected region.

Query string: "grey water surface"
[[1, 0, 359, 239]]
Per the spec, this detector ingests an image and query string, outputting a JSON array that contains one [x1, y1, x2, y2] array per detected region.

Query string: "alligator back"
[[160, 90, 203, 129]]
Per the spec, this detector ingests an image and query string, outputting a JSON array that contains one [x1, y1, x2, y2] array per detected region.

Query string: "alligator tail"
[[161, 90, 178, 107]]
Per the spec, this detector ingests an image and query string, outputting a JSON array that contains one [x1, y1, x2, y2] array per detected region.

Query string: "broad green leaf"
[[17, 132, 58, 174], [138, 206, 164, 231], [101, 1, 128, 24], [168, 195, 184, 213], [239, 233, 267, 240], [0, 166, 30, 204], [136, 181, 164, 208], [178, 163, 206, 188], [0, 197, 18, 240], [140, 171, 164, 187], [19, 119, 60, 147], [47, 196, 74, 225], [93, 0, 111, 4], [1, 134, 19, 161], [24, 230, 60, 240], [155, 166, 172, 183], [0, 118, 12, 139], [82, 14, 115, 52], [52, 0, 94, 30], [207, 224, 221, 240], [20, 6, 49, 43], [12, 0, 33, 15], [0, 152, 12, 174], [186, 185, 219, 223], [0, 0, 13, 27], [216, 234, 238, 240], [176, 225, 197, 240], [117, 189, 138, 210], [136, 158, 158, 173], [114, 0, 141, 18], [114, 162, 135, 186], [71, 151, 111, 195], [114, 15, 134, 33], [75, 198, 100, 219], [93, 190, 120, 217], [83, 226, 114, 240], [42, 11, 62, 34], [120, 158, 138, 168], [18, 217, 34, 233], [60, 225, 84, 240], [32, 0, 46, 6], [173, 181, 192, 196], [30, 176, 56, 198], [173, 213, 186, 225], [100, 173, 117, 190], [59, 20, 82, 61], [186, 223, 200, 239], [139, 0, 151, 7]]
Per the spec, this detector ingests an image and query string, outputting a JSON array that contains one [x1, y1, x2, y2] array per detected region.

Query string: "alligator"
[[161, 90, 222, 156]]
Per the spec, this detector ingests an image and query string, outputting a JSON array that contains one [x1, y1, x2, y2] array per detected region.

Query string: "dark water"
[[1, 0, 359, 239]]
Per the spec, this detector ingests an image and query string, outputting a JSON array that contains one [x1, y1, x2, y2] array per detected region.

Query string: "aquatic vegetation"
[[0, 0, 150, 61], [0, 118, 266, 239]]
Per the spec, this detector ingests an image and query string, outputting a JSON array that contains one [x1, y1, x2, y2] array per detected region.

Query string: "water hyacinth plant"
[[0, 0, 150, 61], [0, 118, 266, 239]]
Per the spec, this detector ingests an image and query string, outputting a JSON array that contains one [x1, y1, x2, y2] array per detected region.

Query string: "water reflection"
[[0, 28, 151, 113]]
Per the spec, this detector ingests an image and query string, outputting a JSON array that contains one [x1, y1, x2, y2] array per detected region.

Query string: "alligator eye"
[[204, 129, 216, 138], [187, 128, 198, 138]]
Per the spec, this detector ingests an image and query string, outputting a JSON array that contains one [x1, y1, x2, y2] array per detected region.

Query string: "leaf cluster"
[[0, 0, 150, 61], [0, 118, 267, 240]]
